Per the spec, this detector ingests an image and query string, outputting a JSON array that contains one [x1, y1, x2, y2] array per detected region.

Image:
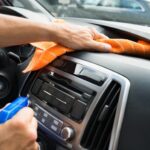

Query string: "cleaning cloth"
[[23, 39, 150, 73]]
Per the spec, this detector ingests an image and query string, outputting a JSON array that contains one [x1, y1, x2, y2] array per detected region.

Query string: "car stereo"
[[27, 56, 130, 150]]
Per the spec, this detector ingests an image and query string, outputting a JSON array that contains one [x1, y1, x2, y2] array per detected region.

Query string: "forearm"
[[0, 14, 111, 51], [0, 14, 53, 47]]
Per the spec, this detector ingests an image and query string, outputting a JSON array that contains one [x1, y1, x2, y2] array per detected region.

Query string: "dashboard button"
[[55, 97, 74, 114], [38, 82, 75, 114], [32, 105, 44, 120], [32, 79, 43, 95], [44, 114, 54, 127], [71, 100, 87, 121], [82, 93, 92, 100], [49, 124, 61, 134], [53, 119, 63, 128], [41, 118, 46, 124], [43, 112, 48, 118], [38, 89, 55, 106], [53, 98, 68, 113], [57, 93, 75, 114]]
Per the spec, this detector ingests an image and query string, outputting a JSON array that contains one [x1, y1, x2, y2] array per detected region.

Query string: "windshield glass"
[[37, 0, 150, 26], [9, 0, 150, 26]]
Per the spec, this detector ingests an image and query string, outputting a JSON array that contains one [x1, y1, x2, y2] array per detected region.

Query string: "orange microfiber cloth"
[[23, 39, 150, 73]]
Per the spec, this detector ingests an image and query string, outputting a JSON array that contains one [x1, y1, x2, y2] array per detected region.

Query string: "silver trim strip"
[[109, 77, 130, 150]]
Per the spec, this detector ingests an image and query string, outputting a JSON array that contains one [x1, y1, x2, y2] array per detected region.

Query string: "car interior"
[[0, 1, 150, 150]]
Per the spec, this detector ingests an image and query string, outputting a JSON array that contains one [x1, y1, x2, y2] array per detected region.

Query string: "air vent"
[[81, 81, 121, 150]]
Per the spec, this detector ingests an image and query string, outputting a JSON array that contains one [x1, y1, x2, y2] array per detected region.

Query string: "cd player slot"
[[40, 72, 83, 96], [52, 59, 107, 86], [40, 73, 95, 103], [48, 74, 82, 95], [46, 72, 95, 96]]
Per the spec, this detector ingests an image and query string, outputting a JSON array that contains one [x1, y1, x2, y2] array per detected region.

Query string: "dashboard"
[[25, 56, 129, 150], [0, 6, 150, 150]]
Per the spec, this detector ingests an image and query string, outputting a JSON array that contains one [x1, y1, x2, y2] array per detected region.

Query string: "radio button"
[[71, 100, 87, 121], [43, 112, 48, 118], [53, 119, 63, 128], [32, 79, 43, 95], [82, 93, 92, 100], [42, 112, 63, 129], [55, 98, 74, 114], [57, 101, 69, 114], [49, 124, 61, 134], [38, 89, 55, 106], [31, 104, 43, 120], [41, 118, 46, 124]]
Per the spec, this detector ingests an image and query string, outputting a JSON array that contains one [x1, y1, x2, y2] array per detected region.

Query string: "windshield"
[[9, 0, 150, 26]]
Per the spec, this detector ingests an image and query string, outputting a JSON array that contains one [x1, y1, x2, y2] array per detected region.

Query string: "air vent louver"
[[81, 81, 121, 150]]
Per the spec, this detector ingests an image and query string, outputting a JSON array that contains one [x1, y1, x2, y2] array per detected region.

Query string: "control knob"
[[61, 127, 74, 141]]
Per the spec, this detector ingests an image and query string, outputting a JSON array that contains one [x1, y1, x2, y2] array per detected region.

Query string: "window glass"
[[6, 0, 148, 25], [119, 0, 142, 9], [80, 0, 142, 10], [8, 0, 43, 13], [102, 0, 142, 10]]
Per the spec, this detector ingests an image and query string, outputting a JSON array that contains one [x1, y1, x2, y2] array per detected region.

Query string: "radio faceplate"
[[31, 73, 96, 122], [28, 56, 130, 150]]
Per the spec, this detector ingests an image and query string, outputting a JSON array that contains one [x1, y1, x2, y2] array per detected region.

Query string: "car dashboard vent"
[[81, 81, 121, 150]]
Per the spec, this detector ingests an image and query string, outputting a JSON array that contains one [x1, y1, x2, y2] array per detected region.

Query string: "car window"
[[7, 0, 54, 19], [5, 0, 150, 26], [82, 0, 142, 10], [121, 0, 142, 10], [7, 0, 45, 13]]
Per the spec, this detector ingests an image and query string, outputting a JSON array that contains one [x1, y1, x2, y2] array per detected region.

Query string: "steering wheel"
[[0, 49, 18, 107]]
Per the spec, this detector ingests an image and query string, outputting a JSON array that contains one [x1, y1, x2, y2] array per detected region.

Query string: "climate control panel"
[[31, 101, 74, 141]]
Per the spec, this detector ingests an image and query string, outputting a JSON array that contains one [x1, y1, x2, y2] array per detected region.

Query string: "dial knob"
[[61, 127, 74, 141]]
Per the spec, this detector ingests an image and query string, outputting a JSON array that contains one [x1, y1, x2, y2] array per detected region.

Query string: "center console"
[[26, 56, 130, 150]]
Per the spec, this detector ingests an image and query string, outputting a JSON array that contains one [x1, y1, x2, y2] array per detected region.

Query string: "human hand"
[[49, 22, 111, 51], [0, 107, 38, 150]]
